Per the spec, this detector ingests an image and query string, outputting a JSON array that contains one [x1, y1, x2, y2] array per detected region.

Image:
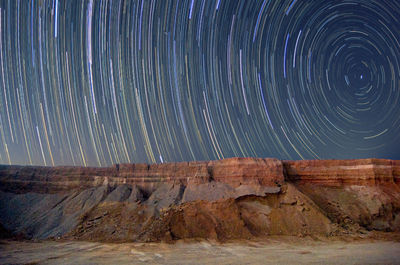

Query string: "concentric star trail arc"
[[0, 0, 399, 166]]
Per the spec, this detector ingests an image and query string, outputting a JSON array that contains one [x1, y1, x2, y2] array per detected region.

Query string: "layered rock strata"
[[0, 157, 283, 195], [0, 158, 399, 242], [284, 159, 400, 185]]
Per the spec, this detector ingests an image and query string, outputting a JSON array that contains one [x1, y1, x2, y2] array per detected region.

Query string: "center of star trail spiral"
[[0, 0, 399, 166]]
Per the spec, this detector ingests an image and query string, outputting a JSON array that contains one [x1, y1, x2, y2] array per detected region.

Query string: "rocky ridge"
[[0, 157, 399, 242]]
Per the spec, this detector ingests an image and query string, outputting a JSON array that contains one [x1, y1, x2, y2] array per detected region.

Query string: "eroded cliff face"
[[284, 159, 400, 185], [0, 157, 283, 195], [0, 158, 399, 242], [283, 159, 400, 233]]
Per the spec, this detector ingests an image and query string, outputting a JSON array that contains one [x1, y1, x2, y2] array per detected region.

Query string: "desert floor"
[[1, 237, 400, 265]]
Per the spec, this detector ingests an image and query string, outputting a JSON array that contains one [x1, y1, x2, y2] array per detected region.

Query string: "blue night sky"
[[0, 0, 399, 166]]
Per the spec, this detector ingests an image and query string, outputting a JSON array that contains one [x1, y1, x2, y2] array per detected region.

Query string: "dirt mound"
[[65, 183, 335, 242], [0, 186, 109, 239], [294, 183, 400, 232]]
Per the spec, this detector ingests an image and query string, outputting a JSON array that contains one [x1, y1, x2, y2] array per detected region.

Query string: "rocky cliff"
[[0, 158, 399, 242], [284, 158, 400, 185], [0, 157, 283, 195]]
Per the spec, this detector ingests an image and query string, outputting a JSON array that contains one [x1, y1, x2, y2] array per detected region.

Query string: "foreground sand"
[[1, 237, 400, 265]]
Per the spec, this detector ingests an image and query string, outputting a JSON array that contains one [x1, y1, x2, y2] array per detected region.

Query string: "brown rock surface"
[[283, 158, 400, 185], [0, 157, 399, 242], [0, 157, 284, 194]]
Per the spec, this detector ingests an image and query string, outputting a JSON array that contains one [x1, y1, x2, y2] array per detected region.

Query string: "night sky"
[[0, 0, 399, 166]]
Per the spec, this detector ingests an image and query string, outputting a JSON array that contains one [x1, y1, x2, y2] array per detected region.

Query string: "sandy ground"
[[1, 238, 400, 265]]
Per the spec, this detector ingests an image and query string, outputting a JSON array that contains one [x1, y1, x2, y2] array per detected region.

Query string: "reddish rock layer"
[[1, 158, 399, 194], [283, 159, 400, 185], [0, 157, 284, 194]]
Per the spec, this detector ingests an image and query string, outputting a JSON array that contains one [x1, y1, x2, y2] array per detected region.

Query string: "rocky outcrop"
[[0, 157, 284, 195], [284, 159, 400, 185], [0, 158, 399, 242], [283, 159, 400, 233]]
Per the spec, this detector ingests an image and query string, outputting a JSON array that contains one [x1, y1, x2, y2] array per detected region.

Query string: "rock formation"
[[284, 158, 400, 185], [0, 158, 399, 242]]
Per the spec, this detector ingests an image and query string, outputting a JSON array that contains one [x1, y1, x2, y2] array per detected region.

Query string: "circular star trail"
[[0, 0, 399, 166]]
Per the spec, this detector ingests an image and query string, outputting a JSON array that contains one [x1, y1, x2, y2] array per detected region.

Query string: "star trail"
[[0, 0, 399, 166]]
